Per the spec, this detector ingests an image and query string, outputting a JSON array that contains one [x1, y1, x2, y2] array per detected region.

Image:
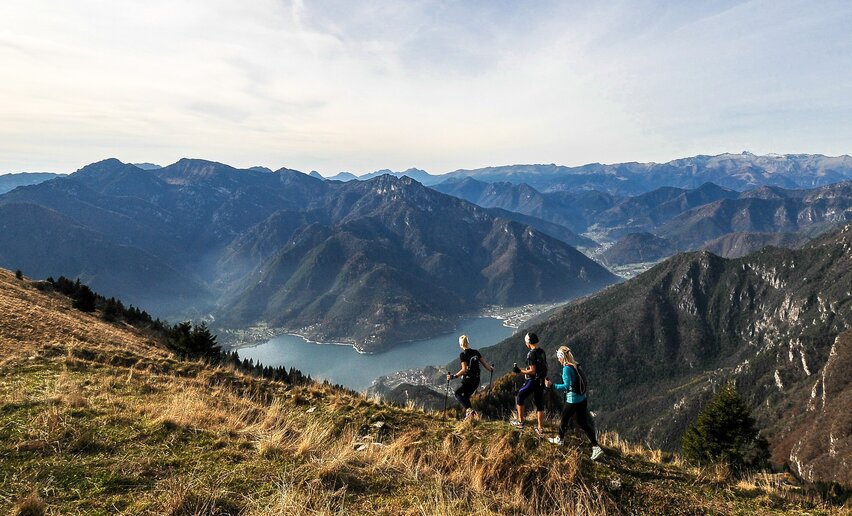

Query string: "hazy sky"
[[2, 0, 851, 175]]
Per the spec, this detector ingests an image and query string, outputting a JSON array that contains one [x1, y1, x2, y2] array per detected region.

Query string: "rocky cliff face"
[[782, 330, 851, 486]]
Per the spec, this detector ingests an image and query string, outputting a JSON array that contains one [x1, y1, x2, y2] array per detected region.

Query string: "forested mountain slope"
[[479, 225, 852, 485]]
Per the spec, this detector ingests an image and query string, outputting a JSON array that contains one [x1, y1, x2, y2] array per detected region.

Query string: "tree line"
[[40, 275, 322, 387]]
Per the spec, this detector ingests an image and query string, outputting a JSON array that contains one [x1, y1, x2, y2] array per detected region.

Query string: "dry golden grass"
[[0, 271, 167, 362], [245, 472, 349, 516], [55, 370, 88, 408], [9, 490, 46, 516]]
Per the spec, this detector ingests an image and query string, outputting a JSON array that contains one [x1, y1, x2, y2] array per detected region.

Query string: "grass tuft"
[[10, 490, 46, 516]]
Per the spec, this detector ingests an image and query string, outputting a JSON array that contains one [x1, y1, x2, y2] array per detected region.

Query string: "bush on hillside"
[[681, 383, 769, 473]]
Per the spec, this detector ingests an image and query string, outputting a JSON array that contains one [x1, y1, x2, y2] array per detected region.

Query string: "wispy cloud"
[[0, 0, 850, 174]]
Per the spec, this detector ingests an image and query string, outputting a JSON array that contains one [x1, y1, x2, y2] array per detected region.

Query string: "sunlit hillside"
[[0, 269, 841, 514]]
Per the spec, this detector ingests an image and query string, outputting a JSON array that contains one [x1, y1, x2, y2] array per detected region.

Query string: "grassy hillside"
[[0, 269, 841, 514]]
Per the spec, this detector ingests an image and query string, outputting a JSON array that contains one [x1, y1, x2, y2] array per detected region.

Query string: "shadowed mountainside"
[[217, 175, 615, 350]]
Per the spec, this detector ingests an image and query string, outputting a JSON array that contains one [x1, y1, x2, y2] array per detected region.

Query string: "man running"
[[447, 335, 494, 420], [511, 332, 547, 435]]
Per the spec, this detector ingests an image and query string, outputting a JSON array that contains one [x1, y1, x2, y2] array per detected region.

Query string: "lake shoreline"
[[231, 317, 514, 392], [219, 301, 563, 355]]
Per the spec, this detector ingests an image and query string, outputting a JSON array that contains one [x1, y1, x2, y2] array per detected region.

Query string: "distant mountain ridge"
[[657, 181, 852, 249], [441, 152, 852, 195], [324, 168, 441, 185], [0, 158, 615, 351], [434, 176, 852, 260], [0, 172, 63, 194], [599, 232, 676, 266], [431, 177, 621, 234], [701, 232, 811, 259]]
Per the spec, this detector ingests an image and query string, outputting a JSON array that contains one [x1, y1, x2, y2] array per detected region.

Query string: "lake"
[[235, 317, 514, 392]]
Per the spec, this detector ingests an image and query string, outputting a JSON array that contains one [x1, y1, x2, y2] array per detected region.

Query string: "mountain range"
[[8, 152, 852, 196], [434, 176, 852, 266], [441, 152, 852, 195], [294, 153, 852, 197], [0, 159, 614, 351], [475, 224, 852, 486], [324, 167, 441, 185]]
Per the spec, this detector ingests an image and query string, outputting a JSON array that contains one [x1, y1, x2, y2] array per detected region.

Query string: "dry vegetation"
[[0, 269, 843, 515]]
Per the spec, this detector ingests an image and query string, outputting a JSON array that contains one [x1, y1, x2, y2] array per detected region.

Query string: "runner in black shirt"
[[448, 335, 494, 421], [511, 332, 547, 435]]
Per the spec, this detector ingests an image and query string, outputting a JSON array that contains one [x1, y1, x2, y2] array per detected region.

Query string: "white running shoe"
[[509, 420, 524, 428], [547, 437, 563, 445], [591, 445, 604, 461]]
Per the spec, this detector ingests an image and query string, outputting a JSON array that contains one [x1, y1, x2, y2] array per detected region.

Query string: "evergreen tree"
[[102, 298, 121, 322], [167, 321, 220, 359], [189, 322, 220, 358], [682, 383, 770, 473], [73, 284, 97, 312], [15, 269, 23, 280]]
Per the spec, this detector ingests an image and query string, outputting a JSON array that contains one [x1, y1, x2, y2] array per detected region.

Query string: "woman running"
[[448, 335, 494, 421], [545, 345, 603, 460]]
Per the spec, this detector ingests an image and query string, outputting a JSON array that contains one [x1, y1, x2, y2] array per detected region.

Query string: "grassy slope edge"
[[0, 269, 840, 515]]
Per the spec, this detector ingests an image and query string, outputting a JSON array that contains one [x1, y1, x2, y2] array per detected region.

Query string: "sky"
[[1, 0, 851, 176]]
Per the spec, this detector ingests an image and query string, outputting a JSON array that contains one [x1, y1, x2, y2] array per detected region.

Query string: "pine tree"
[[167, 321, 220, 359], [15, 269, 23, 280], [681, 383, 769, 473], [73, 284, 97, 312], [102, 298, 121, 322]]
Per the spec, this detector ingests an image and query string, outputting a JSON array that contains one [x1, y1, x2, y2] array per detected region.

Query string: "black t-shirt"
[[459, 348, 482, 378], [525, 347, 547, 380]]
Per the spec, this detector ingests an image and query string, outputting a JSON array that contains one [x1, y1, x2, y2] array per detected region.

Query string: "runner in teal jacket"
[[545, 345, 603, 460], [553, 362, 586, 404]]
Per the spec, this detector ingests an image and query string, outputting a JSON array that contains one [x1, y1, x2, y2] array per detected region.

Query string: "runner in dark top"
[[448, 335, 494, 421], [511, 332, 547, 435]]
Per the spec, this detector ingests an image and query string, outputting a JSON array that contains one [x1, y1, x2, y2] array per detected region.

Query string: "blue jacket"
[[553, 364, 586, 404]]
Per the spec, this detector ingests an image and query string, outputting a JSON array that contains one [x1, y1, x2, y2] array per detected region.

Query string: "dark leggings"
[[516, 378, 544, 411], [454, 377, 480, 410], [559, 399, 598, 445]]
